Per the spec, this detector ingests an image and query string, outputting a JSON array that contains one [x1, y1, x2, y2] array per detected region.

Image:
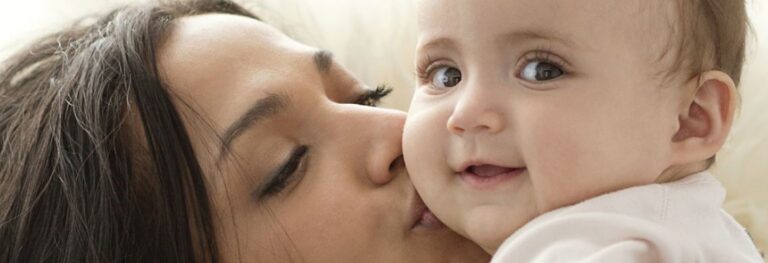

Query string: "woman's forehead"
[[158, 15, 317, 99], [157, 13, 314, 87], [155, 13, 324, 136], [167, 13, 305, 53]]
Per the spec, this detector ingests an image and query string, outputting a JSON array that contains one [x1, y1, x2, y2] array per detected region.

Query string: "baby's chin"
[[460, 205, 535, 253]]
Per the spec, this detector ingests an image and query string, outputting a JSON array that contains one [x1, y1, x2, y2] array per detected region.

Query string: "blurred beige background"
[[2, 0, 766, 259]]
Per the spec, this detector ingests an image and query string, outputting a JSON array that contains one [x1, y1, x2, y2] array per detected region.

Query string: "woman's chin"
[[410, 232, 491, 262], [405, 220, 490, 262]]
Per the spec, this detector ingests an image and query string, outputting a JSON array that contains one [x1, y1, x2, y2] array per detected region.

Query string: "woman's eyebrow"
[[218, 93, 288, 162], [217, 50, 331, 162], [314, 49, 333, 74]]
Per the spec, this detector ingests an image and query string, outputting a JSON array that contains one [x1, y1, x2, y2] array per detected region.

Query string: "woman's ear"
[[670, 70, 738, 165]]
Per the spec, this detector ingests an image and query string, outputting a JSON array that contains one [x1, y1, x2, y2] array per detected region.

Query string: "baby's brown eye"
[[431, 66, 462, 89], [520, 61, 563, 81]]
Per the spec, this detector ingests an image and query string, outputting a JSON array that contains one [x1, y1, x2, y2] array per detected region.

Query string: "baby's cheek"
[[403, 108, 446, 181], [403, 95, 454, 178], [521, 114, 617, 209], [402, 100, 456, 211]]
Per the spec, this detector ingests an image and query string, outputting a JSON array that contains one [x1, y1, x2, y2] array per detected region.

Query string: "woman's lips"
[[411, 194, 446, 230], [414, 207, 445, 230], [458, 164, 526, 189]]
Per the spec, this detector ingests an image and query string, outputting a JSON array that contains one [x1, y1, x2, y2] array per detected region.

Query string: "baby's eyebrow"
[[416, 37, 459, 54], [497, 30, 579, 49]]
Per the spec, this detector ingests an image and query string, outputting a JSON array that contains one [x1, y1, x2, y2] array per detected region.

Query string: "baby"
[[403, 0, 763, 261]]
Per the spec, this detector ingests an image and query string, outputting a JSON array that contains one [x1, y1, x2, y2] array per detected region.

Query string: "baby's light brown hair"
[[672, 0, 748, 87], [667, 0, 748, 167]]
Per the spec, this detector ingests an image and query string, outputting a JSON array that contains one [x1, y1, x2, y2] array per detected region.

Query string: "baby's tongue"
[[470, 165, 514, 177]]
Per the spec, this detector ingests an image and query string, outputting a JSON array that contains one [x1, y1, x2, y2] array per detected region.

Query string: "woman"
[[0, 0, 489, 262]]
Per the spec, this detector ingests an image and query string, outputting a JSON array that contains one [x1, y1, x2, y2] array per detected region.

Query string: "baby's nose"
[[446, 91, 505, 135]]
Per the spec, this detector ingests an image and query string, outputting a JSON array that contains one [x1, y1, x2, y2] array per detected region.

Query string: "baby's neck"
[[656, 161, 709, 184]]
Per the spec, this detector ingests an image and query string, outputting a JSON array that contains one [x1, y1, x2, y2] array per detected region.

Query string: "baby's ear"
[[670, 71, 738, 165]]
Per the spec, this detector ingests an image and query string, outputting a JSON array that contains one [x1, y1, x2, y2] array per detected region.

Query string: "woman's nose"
[[364, 108, 406, 185], [446, 85, 505, 136]]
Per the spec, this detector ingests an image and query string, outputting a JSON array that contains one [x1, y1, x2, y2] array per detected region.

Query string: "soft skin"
[[157, 14, 490, 262], [404, 0, 737, 253]]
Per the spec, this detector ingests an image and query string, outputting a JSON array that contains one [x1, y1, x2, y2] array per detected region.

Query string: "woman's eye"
[[431, 66, 462, 89], [520, 61, 563, 81], [259, 146, 309, 199], [355, 85, 392, 107]]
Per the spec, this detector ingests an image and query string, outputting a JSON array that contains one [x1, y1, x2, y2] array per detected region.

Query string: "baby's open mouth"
[[459, 164, 526, 189]]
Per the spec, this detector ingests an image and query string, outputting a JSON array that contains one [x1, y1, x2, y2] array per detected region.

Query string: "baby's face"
[[404, 0, 687, 252]]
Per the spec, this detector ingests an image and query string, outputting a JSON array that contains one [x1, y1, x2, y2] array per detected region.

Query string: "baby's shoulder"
[[552, 172, 723, 223], [491, 172, 762, 262], [492, 211, 697, 263]]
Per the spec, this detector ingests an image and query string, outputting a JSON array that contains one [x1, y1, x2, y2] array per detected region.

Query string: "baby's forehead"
[[416, 0, 679, 67]]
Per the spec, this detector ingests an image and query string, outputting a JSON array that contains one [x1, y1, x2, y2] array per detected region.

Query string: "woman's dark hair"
[[0, 1, 257, 261]]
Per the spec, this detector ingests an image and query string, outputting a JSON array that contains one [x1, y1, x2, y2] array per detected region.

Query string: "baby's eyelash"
[[416, 54, 447, 82], [519, 47, 570, 72], [355, 84, 393, 106], [416, 61, 454, 84], [415, 55, 433, 81], [415, 47, 570, 83]]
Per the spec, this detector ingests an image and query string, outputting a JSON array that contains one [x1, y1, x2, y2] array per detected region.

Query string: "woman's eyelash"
[[355, 84, 392, 106], [259, 145, 309, 199]]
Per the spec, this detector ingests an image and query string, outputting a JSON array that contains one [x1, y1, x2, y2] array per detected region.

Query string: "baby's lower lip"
[[458, 165, 525, 189]]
